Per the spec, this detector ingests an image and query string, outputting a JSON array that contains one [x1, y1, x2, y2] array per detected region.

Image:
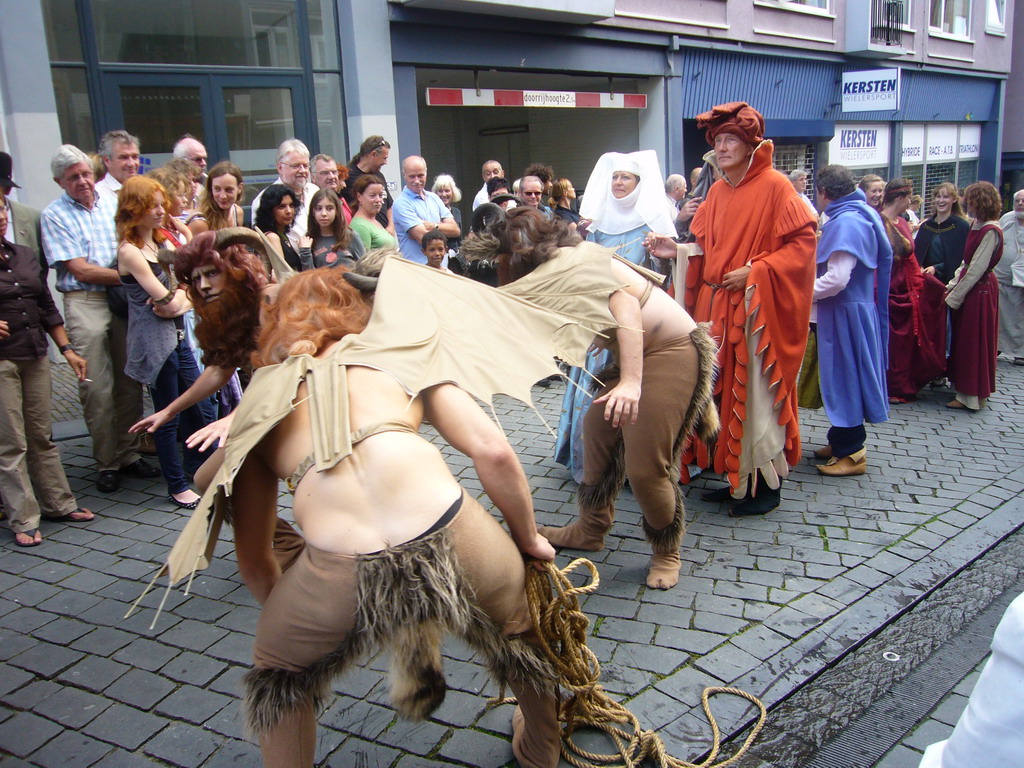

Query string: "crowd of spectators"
[[1, 114, 1020, 546]]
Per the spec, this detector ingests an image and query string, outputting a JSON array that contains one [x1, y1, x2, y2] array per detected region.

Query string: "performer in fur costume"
[[135, 251, 641, 767], [463, 207, 719, 590]]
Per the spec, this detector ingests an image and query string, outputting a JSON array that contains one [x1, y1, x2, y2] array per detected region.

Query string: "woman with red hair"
[[116, 175, 213, 508], [945, 182, 1004, 411]]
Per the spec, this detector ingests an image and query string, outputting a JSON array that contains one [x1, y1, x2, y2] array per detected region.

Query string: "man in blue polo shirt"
[[392, 155, 460, 264]]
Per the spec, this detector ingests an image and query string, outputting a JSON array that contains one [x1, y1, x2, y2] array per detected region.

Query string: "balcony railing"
[[870, 0, 906, 46]]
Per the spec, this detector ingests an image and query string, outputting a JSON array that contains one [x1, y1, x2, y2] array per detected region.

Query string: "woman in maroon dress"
[[880, 179, 947, 402], [946, 182, 1003, 412]]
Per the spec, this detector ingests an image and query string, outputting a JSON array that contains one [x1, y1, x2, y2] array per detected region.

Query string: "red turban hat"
[[696, 102, 765, 146]]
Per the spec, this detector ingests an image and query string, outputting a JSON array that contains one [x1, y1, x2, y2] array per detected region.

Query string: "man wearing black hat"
[[0, 152, 45, 271]]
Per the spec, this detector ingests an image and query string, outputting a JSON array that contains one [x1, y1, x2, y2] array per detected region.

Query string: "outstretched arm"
[[423, 384, 554, 565], [131, 364, 234, 434]]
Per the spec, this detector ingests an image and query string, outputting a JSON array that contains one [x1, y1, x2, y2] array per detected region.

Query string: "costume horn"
[[214, 227, 296, 283]]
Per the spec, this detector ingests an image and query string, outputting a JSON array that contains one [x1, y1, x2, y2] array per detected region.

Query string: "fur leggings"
[[246, 493, 558, 767]]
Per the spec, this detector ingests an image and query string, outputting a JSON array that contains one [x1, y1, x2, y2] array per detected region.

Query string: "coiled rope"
[[522, 558, 767, 768]]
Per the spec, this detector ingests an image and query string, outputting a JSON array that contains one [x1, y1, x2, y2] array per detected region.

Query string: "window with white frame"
[[786, 0, 828, 8], [930, 0, 970, 36], [986, 0, 1006, 30]]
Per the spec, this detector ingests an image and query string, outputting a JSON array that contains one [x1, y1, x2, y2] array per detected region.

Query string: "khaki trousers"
[[62, 292, 142, 470], [0, 357, 78, 532]]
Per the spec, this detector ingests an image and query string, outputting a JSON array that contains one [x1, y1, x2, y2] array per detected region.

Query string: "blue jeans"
[[149, 339, 212, 495]]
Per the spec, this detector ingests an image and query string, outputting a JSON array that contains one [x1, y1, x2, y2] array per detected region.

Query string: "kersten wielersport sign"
[[841, 69, 901, 113]]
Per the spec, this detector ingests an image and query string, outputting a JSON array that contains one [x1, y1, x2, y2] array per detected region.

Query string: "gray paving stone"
[[202, 738, 261, 767], [657, 627, 725, 655], [26, 729, 113, 768], [205, 632, 256, 665], [161, 650, 229, 686], [5, 579, 61, 607], [635, 602, 694, 628], [83, 705, 168, 750], [2, 679, 62, 710], [693, 643, 762, 682], [32, 617, 93, 646], [33, 685, 113, 728], [105, 668, 176, 709], [427, 689, 488, 728], [655, 665, 726, 706], [326, 736, 402, 768], [8, 642, 84, 677], [0, 710, 63, 756], [437, 727, 512, 768], [596, 616, 655, 644], [376, 716, 449, 755], [903, 717, 955, 751], [692, 611, 747, 635], [0, 666, 34, 696], [321, 697, 395, 740], [143, 720, 221, 766], [0, 629, 35, 662], [112, 637, 180, 671], [57, 656, 131, 692], [69, 626, 135, 656]]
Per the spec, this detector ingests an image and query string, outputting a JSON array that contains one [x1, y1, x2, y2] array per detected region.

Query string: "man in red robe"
[[646, 102, 817, 515]]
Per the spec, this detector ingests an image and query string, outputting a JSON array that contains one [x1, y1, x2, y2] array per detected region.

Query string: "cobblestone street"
[[1, 360, 1022, 767]]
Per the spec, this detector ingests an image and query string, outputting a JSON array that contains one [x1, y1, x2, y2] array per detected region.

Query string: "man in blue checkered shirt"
[[41, 144, 158, 492]]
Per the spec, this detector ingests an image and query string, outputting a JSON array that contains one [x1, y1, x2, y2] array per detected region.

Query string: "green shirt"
[[350, 216, 397, 252]]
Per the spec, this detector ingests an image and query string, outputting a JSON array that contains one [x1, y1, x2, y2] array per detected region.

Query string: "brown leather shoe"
[[817, 448, 866, 476], [813, 445, 833, 460]]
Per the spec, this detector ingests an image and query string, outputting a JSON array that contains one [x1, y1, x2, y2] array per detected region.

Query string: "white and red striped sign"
[[426, 88, 647, 109]]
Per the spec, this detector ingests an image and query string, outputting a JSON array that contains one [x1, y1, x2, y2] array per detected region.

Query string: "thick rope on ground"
[[523, 558, 767, 768]]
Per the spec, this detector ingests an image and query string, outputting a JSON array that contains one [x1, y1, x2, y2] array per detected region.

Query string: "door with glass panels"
[[103, 73, 309, 203]]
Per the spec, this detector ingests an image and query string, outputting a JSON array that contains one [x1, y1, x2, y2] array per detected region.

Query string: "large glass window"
[[51, 68, 96, 153], [93, 0, 302, 67], [930, 0, 970, 35], [119, 86, 204, 164], [223, 87, 296, 175], [307, 0, 339, 70], [43, 0, 83, 62]]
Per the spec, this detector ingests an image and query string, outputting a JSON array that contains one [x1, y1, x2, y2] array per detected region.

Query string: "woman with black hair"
[[255, 184, 301, 275]]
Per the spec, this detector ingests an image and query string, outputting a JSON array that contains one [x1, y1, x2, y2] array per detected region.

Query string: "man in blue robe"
[[812, 165, 892, 476]]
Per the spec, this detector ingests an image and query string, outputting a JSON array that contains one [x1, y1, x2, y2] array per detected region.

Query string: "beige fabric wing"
[[133, 257, 617, 621]]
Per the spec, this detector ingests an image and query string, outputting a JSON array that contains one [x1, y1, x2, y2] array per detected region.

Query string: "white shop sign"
[[829, 124, 890, 168], [902, 124, 925, 164], [841, 69, 901, 112], [926, 124, 958, 162], [958, 124, 980, 159]]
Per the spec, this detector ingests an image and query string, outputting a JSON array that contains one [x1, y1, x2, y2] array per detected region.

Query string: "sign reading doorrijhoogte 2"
[[841, 69, 901, 113]]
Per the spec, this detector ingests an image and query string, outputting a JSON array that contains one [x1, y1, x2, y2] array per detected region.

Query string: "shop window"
[[773, 143, 818, 198], [956, 160, 978, 189], [93, 0, 301, 67], [929, 0, 970, 36], [902, 166, 924, 202], [924, 162, 956, 206]]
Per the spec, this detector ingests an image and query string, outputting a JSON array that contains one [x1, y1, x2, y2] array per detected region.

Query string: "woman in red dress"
[[946, 182, 1004, 412], [879, 179, 947, 402]]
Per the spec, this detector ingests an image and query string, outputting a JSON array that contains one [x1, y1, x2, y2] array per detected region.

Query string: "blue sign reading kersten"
[[842, 79, 898, 95], [841, 69, 901, 112], [841, 130, 878, 148]]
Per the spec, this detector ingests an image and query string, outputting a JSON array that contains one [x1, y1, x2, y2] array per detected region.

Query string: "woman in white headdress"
[[555, 151, 676, 482]]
